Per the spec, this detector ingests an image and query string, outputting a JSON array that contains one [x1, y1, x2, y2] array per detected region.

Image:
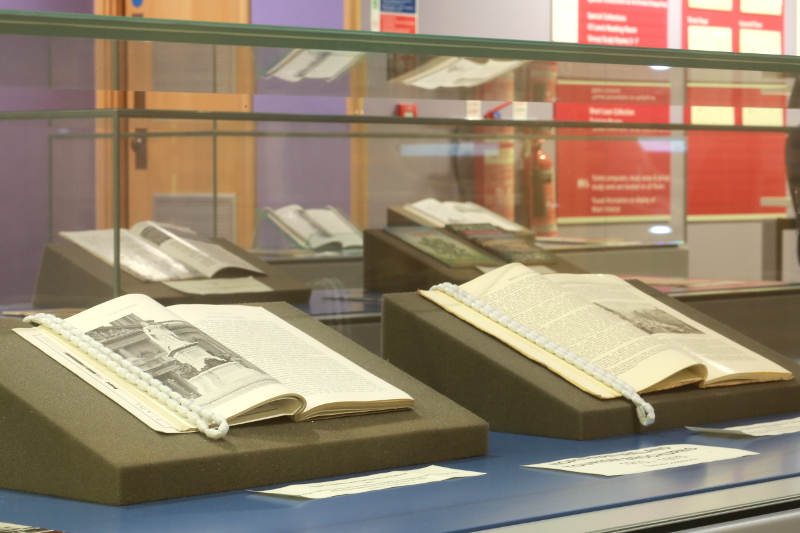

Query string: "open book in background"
[[446, 223, 558, 266], [16, 295, 413, 434], [61, 221, 264, 283], [399, 198, 525, 232], [392, 57, 526, 90], [263, 205, 363, 251], [262, 49, 364, 82], [421, 264, 792, 400]]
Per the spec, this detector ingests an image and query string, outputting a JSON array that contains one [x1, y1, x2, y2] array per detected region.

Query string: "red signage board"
[[552, 0, 668, 48], [686, 86, 787, 216], [555, 84, 672, 219]]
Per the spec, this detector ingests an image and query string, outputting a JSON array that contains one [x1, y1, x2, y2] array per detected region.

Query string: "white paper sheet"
[[689, 416, 800, 437], [524, 444, 757, 476], [162, 276, 272, 295], [739, 29, 782, 55], [253, 465, 484, 499], [687, 25, 733, 52]]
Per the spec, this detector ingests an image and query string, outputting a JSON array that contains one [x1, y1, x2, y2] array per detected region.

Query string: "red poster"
[[555, 84, 672, 219], [380, 14, 417, 33], [683, 0, 783, 54], [552, 0, 668, 48], [686, 86, 787, 216], [580, 0, 667, 47]]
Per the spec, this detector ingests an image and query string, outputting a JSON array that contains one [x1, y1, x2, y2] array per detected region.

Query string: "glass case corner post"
[[113, 112, 121, 297], [213, 119, 218, 240]]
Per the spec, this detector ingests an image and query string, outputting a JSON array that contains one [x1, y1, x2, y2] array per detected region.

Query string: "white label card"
[[512, 101, 528, 120], [525, 444, 757, 476], [253, 465, 485, 499], [466, 100, 482, 120], [162, 276, 272, 295], [689, 416, 800, 437]]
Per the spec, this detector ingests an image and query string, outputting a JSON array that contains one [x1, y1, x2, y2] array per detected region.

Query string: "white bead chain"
[[24, 313, 230, 439], [430, 282, 656, 426]]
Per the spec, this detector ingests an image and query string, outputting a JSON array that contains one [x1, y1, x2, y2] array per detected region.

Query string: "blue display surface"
[[3, 413, 800, 533]]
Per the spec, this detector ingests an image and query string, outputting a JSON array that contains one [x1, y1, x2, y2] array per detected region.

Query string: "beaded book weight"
[[430, 282, 656, 426], [24, 313, 230, 439]]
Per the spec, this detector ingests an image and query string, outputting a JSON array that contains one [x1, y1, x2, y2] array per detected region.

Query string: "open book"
[[263, 49, 364, 83], [263, 205, 363, 251], [391, 56, 525, 90], [446, 223, 557, 265], [15, 295, 413, 434], [421, 264, 792, 400], [400, 198, 525, 232], [61, 221, 263, 283]]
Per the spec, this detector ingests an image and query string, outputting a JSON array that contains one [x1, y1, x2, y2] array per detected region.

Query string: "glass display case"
[[5, 8, 800, 533], [1, 10, 799, 350]]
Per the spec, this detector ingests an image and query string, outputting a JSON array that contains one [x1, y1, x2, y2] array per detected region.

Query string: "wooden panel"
[[95, 0, 255, 246], [345, 0, 369, 228]]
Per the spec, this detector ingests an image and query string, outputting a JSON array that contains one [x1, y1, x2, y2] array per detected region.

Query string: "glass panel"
[[2, 12, 800, 530]]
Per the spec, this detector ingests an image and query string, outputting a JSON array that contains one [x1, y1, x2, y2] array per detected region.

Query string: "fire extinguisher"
[[524, 139, 558, 236]]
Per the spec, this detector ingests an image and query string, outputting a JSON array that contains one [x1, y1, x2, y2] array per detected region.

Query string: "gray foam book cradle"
[[381, 283, 800, 441], [33, 239, 312, 308], [0, 303, 488, 505], [363, 228, 583, 293]]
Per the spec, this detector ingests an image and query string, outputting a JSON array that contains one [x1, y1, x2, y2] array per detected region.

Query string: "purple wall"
[[0, 0, 94, 306], [0, 0, 91, 11], [250, 1, 353, 248]]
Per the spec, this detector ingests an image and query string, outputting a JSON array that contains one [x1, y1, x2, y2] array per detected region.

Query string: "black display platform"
[[363, 228, 584, 293], [381, 283, 800, 440], [0, 304, 488, 505], [32, 239, 311, 308]]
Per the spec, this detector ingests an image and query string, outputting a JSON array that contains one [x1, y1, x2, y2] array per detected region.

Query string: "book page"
[[445, 202, 525, 232], [60, 229, 198, 282], [168, 304, 413, 419], [546, 273, 792, 384], [265, 205, 342, 250], [131, 221, 263, 278], [420, 264, 705, 398], [264, 49, 363, 82], [406, 198, 524, 232], [64, 294, 300, 421], [15, 326, 189, 433], [399, 57, 524, 90], [305, 207, 363, 248]]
